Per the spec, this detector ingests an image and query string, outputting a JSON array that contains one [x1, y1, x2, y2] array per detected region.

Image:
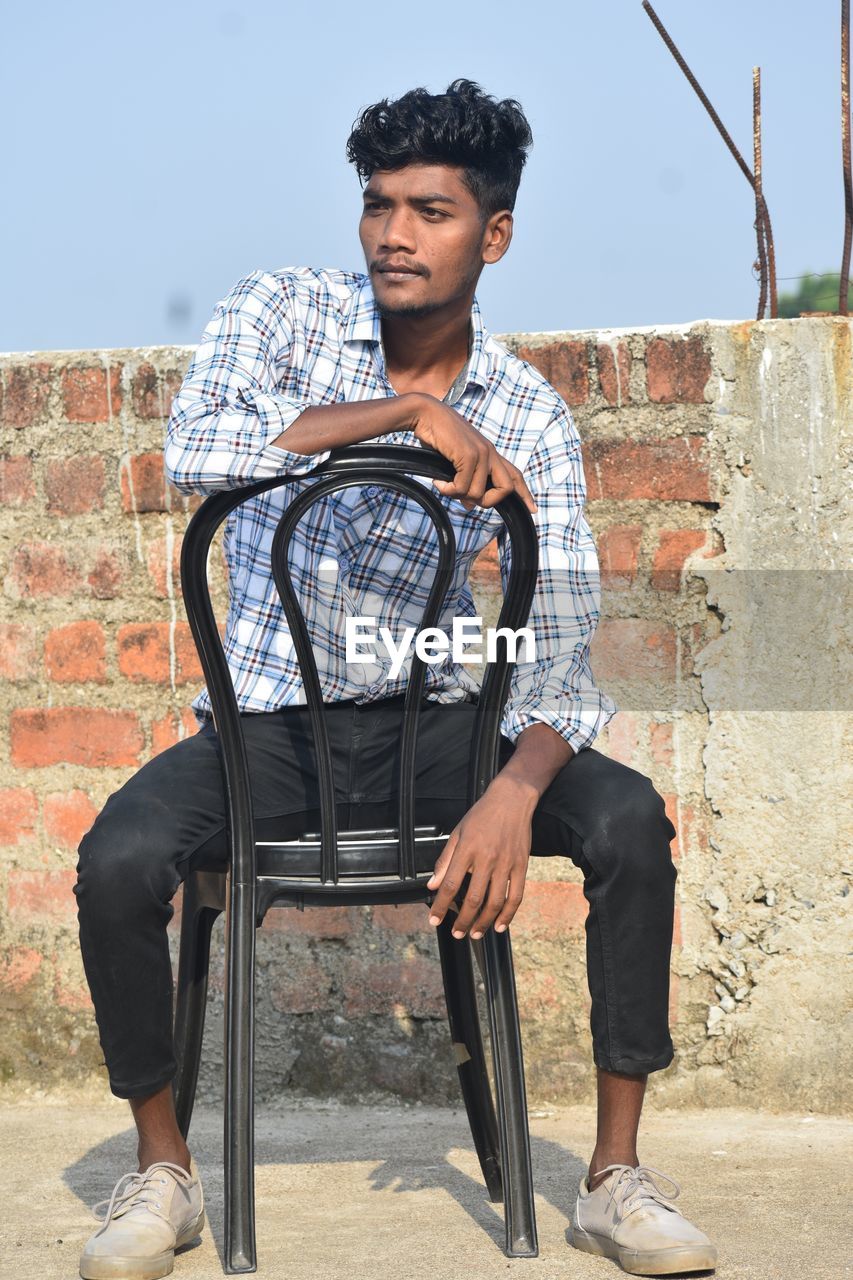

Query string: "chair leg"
[[173, 872, 224, 1140], [224, 874, 257, 1273], [436, 919, 503, 1202], [480, 928, 538, 1258]]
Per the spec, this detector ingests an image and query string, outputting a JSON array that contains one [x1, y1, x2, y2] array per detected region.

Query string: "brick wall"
[[1, 318, 848, 1110]]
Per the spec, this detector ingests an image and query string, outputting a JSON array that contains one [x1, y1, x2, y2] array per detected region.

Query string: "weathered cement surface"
[[1, 317, 850, 1112], [689, 320, 852, 1110], [1, 1096, 849, 1280]]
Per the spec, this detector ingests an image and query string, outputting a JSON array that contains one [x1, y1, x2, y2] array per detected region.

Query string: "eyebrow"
[[362, 187, 459, 206]]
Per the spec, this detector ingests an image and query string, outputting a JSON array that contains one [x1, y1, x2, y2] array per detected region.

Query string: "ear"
[[481, 209, 513, 265]]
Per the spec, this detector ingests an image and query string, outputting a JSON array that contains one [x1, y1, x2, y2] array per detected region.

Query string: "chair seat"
[[255, 823, 450, 879]]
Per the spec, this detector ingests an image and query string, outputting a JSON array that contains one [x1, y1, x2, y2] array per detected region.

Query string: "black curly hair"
[[346, 78, 533, 219]]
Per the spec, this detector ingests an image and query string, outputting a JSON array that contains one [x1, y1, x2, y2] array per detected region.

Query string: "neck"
[[379, 291, 473, 381]]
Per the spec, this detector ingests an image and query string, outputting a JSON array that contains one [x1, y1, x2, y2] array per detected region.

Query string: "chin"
[[374, 292, 445, 320]]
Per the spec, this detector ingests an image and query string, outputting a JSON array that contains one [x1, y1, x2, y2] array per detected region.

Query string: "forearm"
[[493, 721, 575, 808], [273, 392, 425, 453]]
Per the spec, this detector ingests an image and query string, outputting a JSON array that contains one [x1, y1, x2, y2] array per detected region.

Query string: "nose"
[[378, 206, 416, 254]]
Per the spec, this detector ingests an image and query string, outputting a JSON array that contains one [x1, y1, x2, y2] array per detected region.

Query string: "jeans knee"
[[588, 777, 677, 888], [75, 798, 177, 924]]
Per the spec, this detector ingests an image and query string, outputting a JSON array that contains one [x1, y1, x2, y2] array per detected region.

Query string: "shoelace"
[[592, 1164, 682, 1219], [91, 1161, 190, 1238]]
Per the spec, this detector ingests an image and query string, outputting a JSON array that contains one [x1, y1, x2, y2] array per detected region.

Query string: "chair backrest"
[[180, 443, 537, 895]]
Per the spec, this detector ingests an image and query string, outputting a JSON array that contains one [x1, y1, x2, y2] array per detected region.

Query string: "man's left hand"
[[426, 775, 537, 939]]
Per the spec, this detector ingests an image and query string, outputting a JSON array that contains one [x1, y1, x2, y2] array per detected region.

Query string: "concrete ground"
[[1, 1093, 850, 1280]]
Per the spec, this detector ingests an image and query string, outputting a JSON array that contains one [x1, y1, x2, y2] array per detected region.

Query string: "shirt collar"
[[342, 273, 492, 394]]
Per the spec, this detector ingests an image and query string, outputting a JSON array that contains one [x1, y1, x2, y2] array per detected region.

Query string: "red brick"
[[511, 881, 587, 934], [1, 362, 52, 429], [650, 721, 675, 767], [10, 708, 143, 768], [646, 335, 711, 404], [597, 524, 642, 588], [0, 947, 43, 994], [263, 905, 356, 940], [0, 456, 35, 505], [117, 622, 203, 685], [60, 364, 123, 422], [651, 529, 709, 590], [517, 340, 589, 405], [45, 456, 105, 516], [270, 960, 334, 1014], [602, 711, 640, 767], [45, 621, 106, 684], [591, 619, 677, 683], [87, 548, 122, 599], [121, 453, 166, 513], [596, 341, 632, 405], [151, 709, 199, 756], [131, 364, 185, 420], [7, 869, 77, 923], [5, 542, 82, 598], [372, 902, 432, 934], [344, 955, 445, 1018], [583, 436, 713, 502], [0, 623, 39, 680], [146, 534, 183, 598], [0, 788, 38, 846], [43, 789, 99, 848]]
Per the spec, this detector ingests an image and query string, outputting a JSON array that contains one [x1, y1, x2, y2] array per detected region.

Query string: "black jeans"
[[74, 693, 677, 1098]]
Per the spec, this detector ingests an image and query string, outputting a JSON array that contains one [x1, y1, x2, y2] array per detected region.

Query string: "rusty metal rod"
[[643, 1, 778, 319], [841, 0, 852, 314], [753, 67, 768, 319], [762, 194, 778, 317]]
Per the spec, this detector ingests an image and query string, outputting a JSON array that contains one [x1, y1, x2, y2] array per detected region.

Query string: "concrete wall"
[[1, 317, 849, 1111]]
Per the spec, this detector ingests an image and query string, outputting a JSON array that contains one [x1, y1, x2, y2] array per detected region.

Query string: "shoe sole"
[[569, 1224, 717, 1276], [79, 1209, 205, 1280]]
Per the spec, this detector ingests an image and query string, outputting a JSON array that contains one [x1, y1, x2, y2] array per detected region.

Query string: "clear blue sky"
[[0, 1, 844, 353]]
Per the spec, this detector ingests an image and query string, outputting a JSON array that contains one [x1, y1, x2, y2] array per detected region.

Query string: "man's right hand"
[[408, 393, 538, 515]]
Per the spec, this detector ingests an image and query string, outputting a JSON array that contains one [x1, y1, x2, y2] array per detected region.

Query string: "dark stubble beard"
[[374, 295, 447, 320]]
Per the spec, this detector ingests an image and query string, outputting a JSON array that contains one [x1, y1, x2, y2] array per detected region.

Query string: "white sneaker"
[[570, 1163, 717, 1275], [79, 1157, 205, 1280]]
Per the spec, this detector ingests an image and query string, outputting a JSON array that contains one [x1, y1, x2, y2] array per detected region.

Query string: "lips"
[[376, 264, 422, 276]]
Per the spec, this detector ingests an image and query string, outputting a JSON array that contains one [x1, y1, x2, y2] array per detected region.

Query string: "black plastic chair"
[[171, 443, 540, 1273]]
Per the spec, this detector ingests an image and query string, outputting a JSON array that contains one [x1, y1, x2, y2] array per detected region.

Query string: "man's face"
[[358, 162, 510, 319]]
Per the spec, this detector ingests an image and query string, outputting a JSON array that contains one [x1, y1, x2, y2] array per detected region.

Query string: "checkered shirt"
[[164, 267, 618, 754]]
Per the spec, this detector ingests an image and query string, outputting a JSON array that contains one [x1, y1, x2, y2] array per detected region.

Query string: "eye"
[[422, 207, 443, 219]]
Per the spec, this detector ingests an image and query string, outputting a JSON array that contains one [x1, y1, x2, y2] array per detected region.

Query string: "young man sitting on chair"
[[75, 78, 717, 1279]]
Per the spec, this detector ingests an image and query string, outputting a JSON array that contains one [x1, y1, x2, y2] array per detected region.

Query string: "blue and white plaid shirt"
[[165, 267, 618, 753]]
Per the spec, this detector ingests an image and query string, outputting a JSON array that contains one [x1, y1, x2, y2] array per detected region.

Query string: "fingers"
[[428, 846, 526, 939], [426, 409, 537, 514], [482, 451, 538, 514], [447, 448, 538, 516], [489, 873, 526, 935], [448, 869, 493, 939], [426, 831, 458, 891], [427, 853, 470, 927]]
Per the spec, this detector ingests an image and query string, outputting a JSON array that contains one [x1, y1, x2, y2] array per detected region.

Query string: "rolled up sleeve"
[[164, 270, 332, 494], [498, 405, 618, 754]]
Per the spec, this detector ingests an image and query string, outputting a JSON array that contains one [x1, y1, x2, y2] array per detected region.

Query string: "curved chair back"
[[180, 443, 538, 897]]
